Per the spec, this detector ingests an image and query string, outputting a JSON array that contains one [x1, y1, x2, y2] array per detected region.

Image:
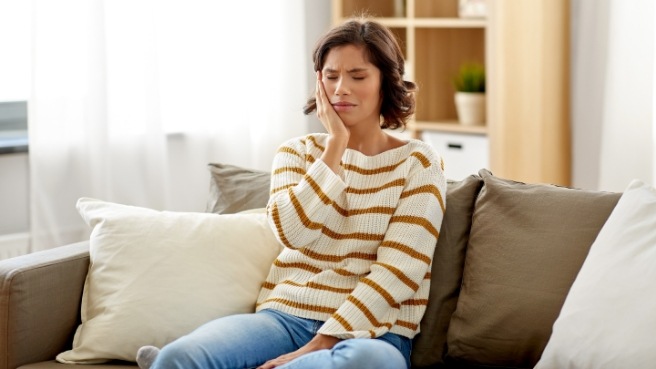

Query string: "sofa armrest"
[[0, 241, 90, 369]]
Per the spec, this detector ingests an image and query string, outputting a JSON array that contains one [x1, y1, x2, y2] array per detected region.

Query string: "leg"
[[150, 309, 317, 369], [278, 335, 411, 369]]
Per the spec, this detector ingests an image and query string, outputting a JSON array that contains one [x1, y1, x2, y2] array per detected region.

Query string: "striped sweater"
[[256, 133, 447, 340]]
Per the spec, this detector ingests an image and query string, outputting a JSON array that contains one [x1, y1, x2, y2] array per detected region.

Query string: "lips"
[[331, 101, 356, 112]]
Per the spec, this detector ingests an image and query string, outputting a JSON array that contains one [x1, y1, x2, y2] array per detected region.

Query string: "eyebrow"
[[324, 67, 369, 73]]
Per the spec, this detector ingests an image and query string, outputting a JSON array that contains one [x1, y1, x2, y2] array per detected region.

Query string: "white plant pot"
[[455, 92, 486, 126]]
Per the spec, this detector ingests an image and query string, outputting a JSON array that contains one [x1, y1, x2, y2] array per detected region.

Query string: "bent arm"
[[266, 137, 347, 250]]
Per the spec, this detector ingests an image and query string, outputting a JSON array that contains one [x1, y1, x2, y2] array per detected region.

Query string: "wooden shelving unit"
[[332, 0, 571, 186]]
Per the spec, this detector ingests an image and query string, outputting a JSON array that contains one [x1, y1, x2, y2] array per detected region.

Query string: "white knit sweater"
[[256, 133, 447, 339]]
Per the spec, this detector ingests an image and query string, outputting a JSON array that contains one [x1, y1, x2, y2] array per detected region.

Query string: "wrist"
[[310, 334, 341, 350]]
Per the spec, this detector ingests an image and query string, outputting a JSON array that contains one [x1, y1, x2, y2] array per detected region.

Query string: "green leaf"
[[453, 62, 486, 93]]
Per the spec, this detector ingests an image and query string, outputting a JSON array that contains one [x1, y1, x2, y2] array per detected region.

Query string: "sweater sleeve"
[[266, 137, 347, 250], [317, 154, 447, 339]]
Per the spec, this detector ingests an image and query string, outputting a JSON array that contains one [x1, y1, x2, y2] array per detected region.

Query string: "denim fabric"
[[151, 309, 411, 369]]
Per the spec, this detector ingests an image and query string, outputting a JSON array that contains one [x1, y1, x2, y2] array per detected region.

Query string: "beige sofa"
[[0, 167, 622, 369]]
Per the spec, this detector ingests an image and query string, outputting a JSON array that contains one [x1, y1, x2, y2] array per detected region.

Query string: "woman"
[[137, 18, 446, 369]]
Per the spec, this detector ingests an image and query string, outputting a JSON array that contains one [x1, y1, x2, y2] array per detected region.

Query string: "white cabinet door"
[[422, 131, 489, 181]]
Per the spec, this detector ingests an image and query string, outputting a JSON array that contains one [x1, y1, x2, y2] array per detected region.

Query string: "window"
[[0, 101, 28, 154]]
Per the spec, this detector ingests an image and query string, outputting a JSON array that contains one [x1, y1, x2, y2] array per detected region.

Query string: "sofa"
[[3, 164, 653, 369]]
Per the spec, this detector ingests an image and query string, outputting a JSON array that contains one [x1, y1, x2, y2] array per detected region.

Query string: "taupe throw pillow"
[[206, 163, 271, 214], [411, 174, 483, 368], [445, 170, 621, 368]]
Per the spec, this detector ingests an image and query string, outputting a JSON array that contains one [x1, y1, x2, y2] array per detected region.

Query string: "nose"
[[334, 76, 350, 95]]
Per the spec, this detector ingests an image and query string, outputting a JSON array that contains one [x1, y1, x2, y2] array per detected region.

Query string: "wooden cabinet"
[[332, 0, 571, 186]]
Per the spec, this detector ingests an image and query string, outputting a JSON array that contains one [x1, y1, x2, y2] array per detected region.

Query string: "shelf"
[[412, 18, 486, 28], [408, 121, 487, 135], [334, 17, 486, 29], [335, 0, 571, 186], [334, 17, 409, 28]]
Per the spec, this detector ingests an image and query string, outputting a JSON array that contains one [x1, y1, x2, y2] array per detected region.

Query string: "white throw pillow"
[[56, 199, 282, 364], [535, 180, 656, 369]]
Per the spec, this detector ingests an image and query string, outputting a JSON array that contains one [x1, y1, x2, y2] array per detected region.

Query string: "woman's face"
[[321, 44, 382, 127]]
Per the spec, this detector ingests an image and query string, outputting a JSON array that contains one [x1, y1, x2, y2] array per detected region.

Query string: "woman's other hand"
[[257, 334, 341, 369]]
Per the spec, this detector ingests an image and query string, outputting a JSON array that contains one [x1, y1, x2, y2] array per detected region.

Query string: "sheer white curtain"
[[29, 0, 311, 251], [571, 0, 655, 191]]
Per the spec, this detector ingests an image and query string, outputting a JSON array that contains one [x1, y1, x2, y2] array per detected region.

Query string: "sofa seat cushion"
[[445, 170, 621, 368], [19, 360, 136, 369]]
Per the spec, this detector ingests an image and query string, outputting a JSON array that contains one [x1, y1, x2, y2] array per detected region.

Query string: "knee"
[[153, 338, 206, 369], [331, 339, 407, 369]]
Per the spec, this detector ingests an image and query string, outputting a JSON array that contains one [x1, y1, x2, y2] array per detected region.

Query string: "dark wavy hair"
[[303, 19, 417, 130]]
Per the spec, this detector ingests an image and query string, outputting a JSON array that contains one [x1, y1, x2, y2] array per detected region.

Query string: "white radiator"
[[0, 232, 30, 260]]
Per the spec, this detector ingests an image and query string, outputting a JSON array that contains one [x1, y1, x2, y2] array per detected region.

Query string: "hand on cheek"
[[316, 71, 349, 141]]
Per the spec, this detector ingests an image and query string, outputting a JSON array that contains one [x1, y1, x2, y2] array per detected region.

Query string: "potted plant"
[[453, 62, 486, 126]]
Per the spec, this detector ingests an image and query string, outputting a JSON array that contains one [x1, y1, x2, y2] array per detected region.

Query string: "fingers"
[[257, 352, 298, 369], [315, 71, 325, 118]]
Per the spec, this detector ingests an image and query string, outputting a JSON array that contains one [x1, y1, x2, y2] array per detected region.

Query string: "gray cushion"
[[445, 169, 621, 368], [411, 175, 483, 368], [206, 163, 270, 214]]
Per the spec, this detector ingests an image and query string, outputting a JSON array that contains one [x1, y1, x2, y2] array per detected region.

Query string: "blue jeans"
[[151, 309, 412, 369]]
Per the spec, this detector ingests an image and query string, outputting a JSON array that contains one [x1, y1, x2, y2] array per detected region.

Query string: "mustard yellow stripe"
[[390, 215, 440, 239], [333, 313, 353, 331], [306, 281, 353, 294], [289, 191, 383, 240], [261, 281, 276, 290], [346, 178, 405, 195], [380, 241, 432, 265], [278, 146, 302, 158], [267, 279, 354, 294], [270, 183, 297, 195], [273, 259, 322, 274], [258, 298, 336, 314], [305, 154, 316, 163], [368, 330, 376, 338], [300, 248, 377, 263], [306, 135, 326, 152], [332, 204, 396, 217], [321, 228, 385, 241], [347, 295, 394, 329], [402, 299, 429, 306], [334, 269, 359, 277], [425, 272, 431, 279], [361, 277, 398, 308], [340, 151, 431, 175], [274, 166, 305, 176], [270, 203, 296, 250], [410, 152, 431, 168], [375, 262, 419, 291], [304, 176, 333, 205], [289, 191, 323, 230], [343, 162, 403, 175], [396, 320, 419, 331], [400, 184, 446, 214]]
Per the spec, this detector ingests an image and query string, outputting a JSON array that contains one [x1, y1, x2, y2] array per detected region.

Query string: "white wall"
[[0, 1, 332, 255], [571, 0, 655, 191]]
